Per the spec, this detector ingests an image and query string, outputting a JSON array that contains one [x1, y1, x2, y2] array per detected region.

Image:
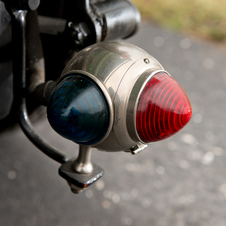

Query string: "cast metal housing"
[[61, 41, 166, 152]]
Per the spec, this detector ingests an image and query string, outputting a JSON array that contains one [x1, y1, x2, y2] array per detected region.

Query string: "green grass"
[[132, 0, 226, 42]]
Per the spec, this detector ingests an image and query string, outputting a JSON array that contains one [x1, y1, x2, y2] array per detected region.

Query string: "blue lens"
[[47, 74, 110, 145]]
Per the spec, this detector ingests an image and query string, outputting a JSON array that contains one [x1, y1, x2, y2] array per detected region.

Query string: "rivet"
[[144, 58, 150, 64]]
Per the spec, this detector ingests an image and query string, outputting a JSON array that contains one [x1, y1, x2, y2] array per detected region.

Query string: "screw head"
[[144, 58, 150, 64]]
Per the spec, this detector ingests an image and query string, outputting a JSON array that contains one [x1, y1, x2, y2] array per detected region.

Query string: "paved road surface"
[[1, 22, 226, 226]]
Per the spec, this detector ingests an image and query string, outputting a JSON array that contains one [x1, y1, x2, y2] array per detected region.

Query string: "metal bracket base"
[[59, 159, 104, 193]]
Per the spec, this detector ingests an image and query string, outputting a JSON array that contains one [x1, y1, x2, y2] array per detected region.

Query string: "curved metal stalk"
[[12, 10, 68, 164]]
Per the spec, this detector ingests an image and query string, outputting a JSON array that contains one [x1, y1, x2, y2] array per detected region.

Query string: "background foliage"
[[132, 0, 226, 42]]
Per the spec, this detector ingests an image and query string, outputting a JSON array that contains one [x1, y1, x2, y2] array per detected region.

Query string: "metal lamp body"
[[60, 41, 165, 152]]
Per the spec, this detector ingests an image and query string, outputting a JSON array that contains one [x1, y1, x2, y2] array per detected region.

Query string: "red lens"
[[136, 72, 192, 142]]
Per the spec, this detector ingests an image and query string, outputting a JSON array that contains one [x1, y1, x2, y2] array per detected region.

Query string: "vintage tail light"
[[135, 72, 192, 142], [47, 41, 192, 153]]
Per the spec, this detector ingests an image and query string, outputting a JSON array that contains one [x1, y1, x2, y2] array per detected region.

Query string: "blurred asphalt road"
[[1, 22, 226, 226]]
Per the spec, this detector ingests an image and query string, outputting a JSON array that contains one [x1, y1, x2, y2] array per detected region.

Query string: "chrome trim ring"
[[61, 70, 114, 146], [126, 70, 169, 143], [113, 57, 163, 149]]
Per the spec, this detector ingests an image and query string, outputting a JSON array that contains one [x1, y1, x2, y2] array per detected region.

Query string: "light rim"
[[61, 70, 114, 146], [126, 70, 171, 143]]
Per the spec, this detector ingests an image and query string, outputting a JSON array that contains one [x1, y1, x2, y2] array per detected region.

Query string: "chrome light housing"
[[47, 41, 192, 153]]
